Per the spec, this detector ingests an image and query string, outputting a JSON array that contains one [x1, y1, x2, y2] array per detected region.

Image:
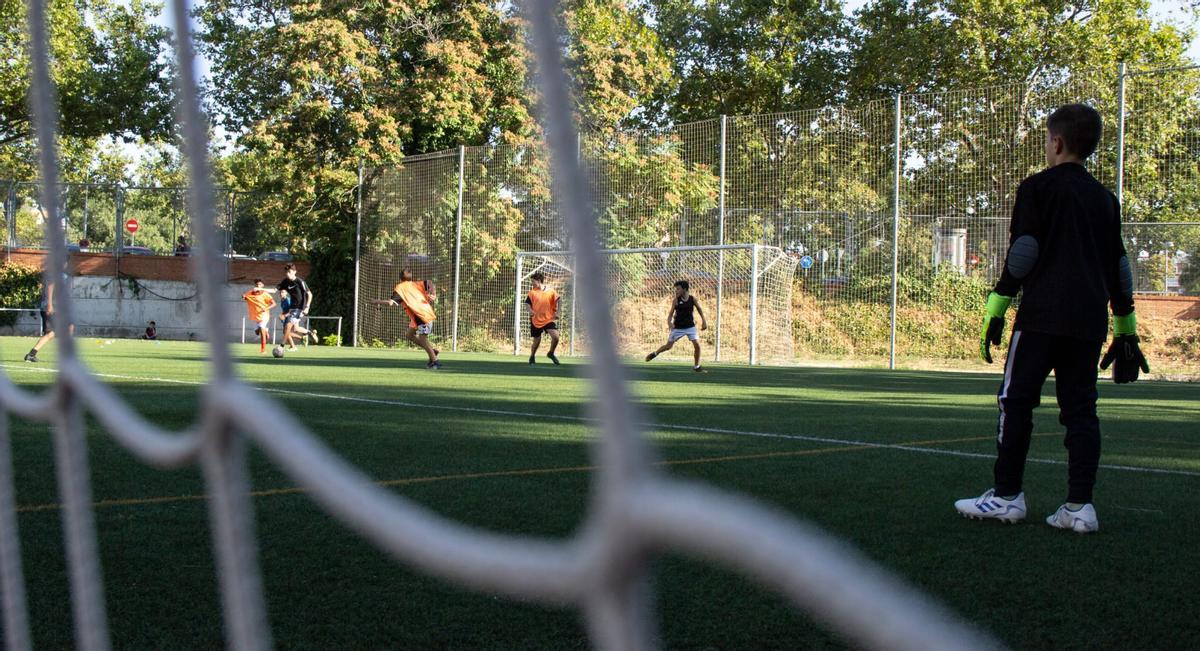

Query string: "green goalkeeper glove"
[[1099, 313, 1150, 384], [979, 292, 1012, 364]]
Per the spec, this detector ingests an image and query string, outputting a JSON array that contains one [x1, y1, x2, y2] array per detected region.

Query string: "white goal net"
[[515, 245, 798, 364]]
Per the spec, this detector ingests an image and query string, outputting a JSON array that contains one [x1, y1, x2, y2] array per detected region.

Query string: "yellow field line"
[[12, 432, 1051, 514]]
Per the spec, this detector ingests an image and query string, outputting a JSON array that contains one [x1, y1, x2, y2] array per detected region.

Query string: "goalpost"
[[515, 244, 798, 365]]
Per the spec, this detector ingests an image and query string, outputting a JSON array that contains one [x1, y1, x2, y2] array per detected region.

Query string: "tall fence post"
[[1116, 62, 1127, 209], [748, 243, 760, 365], [4, 183, 14, 253], [513, 255, 524, 355], [114, 187, 124, 261], [889, 93, 902, 371], [452, 145, 466, 352], [569, 268, 577, 356], [352, 162, 364, 347], [715, 114, 727, 363]]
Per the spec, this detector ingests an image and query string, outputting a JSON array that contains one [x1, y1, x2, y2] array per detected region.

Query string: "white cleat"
[[1046, 503, 1099, 534], [954, 488, 1026, 524]]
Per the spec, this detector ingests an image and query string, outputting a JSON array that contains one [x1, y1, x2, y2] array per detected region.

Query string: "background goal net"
[[515, 244, 797, 364]]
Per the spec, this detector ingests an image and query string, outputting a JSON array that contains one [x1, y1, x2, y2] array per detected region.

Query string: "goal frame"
[[515, 243, 789, 365]]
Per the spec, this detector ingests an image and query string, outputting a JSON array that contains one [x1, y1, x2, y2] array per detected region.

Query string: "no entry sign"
[[125, 218, 139, 234]]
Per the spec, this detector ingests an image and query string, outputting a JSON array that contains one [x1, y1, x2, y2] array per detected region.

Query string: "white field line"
[[3, 363, 1199, 479]]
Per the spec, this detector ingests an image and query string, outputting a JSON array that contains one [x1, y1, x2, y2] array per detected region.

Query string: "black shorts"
[[531, 321, 557, 337], [40, 310, 52, 335]]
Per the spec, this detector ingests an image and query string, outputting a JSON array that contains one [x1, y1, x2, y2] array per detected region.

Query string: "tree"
[[645, 0, 849, 124], [0, 0, 174, 180]]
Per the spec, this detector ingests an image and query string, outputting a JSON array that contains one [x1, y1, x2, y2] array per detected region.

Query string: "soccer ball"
[[272, 345, 285, 358]]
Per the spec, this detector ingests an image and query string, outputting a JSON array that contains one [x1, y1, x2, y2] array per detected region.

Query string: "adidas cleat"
[[547, 353, 560, 365], [954, 488, 1026, 524], [1046, 503, 1099, 534]]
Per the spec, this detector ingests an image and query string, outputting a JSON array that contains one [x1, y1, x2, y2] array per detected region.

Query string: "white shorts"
[[668, 327, 699, 343], [255, 318, 270, 331], [414, 323, 433, 336]]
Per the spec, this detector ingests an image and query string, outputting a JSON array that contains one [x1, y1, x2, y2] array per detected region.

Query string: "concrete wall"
[[0, 276, 303, 342]]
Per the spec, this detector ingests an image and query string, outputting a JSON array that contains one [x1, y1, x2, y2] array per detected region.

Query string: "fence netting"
[[2, 0, 1003, 649], [359, 68, 1200, 369]]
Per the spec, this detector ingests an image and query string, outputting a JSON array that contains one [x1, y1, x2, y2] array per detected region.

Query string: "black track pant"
[[993, 330, 1104, 504]]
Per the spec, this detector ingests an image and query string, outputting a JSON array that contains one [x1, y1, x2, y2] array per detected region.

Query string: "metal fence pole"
[[716, 114, 727, 363], [114, 188, 124, 270], [452, 145, 465, 352], [352, 162, 364, 347], [889, 94, 902, 371], [748, 244, 760, 365], [569, 269, 577, 356], [4, 184, 14, 252], [1116, 62, 1127, 209], [513, 255, 523, 355]]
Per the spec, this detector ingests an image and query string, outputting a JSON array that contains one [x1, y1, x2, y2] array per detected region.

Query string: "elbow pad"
[[1005, 235, 1039, 279]]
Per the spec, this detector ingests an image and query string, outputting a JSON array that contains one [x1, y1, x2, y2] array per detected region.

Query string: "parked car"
[[262, 251, 293, 262], [120, 246, 154, 256]]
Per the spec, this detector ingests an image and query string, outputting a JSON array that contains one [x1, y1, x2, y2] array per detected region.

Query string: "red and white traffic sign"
[[124, 218, 139, 234]]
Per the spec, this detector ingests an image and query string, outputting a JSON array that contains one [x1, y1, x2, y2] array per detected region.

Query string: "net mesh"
[[515, 246, 797, 363], [1, 0, 1001, 647]]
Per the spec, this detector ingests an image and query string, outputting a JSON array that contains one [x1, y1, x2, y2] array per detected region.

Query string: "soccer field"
[[1, 337, 1198, 648]]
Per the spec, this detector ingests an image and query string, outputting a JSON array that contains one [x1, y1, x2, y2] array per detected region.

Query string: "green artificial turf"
[[1, 337, 1197, 648]]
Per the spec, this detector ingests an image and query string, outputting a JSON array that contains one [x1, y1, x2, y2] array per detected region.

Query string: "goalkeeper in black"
[[954, 104, 1149, 534]]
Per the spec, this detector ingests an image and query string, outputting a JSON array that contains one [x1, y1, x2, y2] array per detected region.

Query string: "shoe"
[[528, 355, 536, 365], [954, 488, 1026, 523], [288, 346, 298, 352], [308, 328, 319, 344], [24, 352, 37, 363], [426, 360, 442, 370], [1046, 503, 1099, 533], [645, 352, 656, 362], [693, 366, 707, 373], [548, 353, 560, 365], [254, 326, 262, 336]]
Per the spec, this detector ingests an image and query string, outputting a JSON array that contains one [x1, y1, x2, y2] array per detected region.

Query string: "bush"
[[321, 334, 342, 346], [0, 263, 42, 327]]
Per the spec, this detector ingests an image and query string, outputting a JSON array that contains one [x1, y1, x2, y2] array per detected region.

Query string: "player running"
[[277, 263, 317, 351], [525, 272, 561, 365], [956, 104, 1149, 533], [242, 279, 276, 354], [644, 279, 707, 372], [24, 263, 73, 363], [371, 270, 441, 369]]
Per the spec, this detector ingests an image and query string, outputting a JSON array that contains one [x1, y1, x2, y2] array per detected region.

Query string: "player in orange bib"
[[371, 269, 441, 369], [242, 279, 276, 353], [524, 271, 560, 365]]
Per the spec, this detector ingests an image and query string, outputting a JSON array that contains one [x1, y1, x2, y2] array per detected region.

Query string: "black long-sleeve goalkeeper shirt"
[[993, 162, 1134, 342]]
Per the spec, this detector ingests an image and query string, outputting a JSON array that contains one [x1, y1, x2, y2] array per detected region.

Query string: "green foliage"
[[321, 333, 342, 347], [646, 0, 848, 122], [0, 263, 42, 327], [457, 327, 504, 353], [1, 0, 174, 179]]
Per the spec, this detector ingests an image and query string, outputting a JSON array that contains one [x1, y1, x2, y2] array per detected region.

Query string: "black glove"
[[1099, 335, 1150, 384]]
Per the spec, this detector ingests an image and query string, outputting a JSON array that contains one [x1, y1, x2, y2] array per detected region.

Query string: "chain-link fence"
[[359, 65, 1200, 367], [2, 183, 283, 259]]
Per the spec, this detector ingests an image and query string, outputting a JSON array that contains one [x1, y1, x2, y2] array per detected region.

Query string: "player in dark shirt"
[[644, 280, 708, 372], [956, 104, 1149, 534], [277, 263, 318, 350]]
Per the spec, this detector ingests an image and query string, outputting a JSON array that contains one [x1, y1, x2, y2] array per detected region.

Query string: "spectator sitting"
[[142, 321, 157, 340], [78, 238, 90, 252], [174, 236, 191, 256]]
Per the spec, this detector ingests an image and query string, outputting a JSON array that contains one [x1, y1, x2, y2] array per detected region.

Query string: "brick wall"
[[3, 249, 311, 283]]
